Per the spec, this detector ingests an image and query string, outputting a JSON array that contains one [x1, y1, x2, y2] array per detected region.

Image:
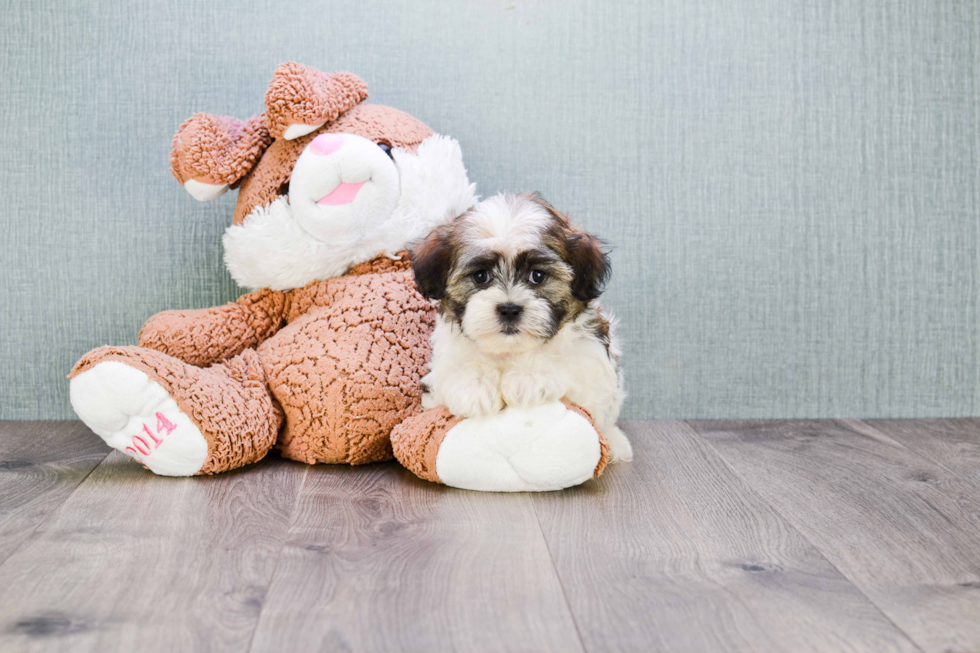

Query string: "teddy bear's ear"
[[264, 62, 368, 140], [170, 113, 272, 201]]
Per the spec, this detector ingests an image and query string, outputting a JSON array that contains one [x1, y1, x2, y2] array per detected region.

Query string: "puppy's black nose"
[[496, 303, 523, 322]]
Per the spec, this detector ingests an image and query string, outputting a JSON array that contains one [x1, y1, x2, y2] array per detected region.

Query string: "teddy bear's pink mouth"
[[317, 181, 365, 206]]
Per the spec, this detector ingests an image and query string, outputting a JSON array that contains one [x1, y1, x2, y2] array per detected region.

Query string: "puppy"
[[411, 192, 632, 462]]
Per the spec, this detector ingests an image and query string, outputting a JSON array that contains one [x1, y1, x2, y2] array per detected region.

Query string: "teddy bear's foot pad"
[[283, 122, 325, 140], [183, 179, 229, 202], [70, 361, 208, 476], [436, 401, 602, 492]]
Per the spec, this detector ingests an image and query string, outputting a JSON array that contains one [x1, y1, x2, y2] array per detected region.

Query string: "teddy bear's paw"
[[435, 401, 603, 492], [604, 425, 634, 463], [70, 361, 209, 476], [283, 123, 324, 140], [183, 179, 229, 202]]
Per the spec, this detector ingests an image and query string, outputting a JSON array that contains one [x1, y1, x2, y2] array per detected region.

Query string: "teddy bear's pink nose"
[[309, 133, 344, 156]]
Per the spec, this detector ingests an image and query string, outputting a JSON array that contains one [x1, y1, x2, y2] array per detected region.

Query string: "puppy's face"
[[412, 193, 610, 354]]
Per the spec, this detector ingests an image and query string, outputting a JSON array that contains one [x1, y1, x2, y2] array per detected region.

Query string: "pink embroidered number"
[[157, 412, 176, 435], [125, 412, 178, 458]]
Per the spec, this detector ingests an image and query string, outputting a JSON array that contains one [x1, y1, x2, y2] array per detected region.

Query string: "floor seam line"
[[684, 420, 929, 653], [850, 419, 980, 501], [244, 464, 310, 653], [528, 495, 590, 653]]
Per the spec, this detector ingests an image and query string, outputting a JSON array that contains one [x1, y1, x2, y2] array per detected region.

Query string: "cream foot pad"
[[435, 401, 602, 492], [69, 361, 208, 476]]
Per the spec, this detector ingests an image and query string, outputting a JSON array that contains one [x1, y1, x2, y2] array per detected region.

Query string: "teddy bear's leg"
[[69, 346, 281, 476], [256, 269, 434, 466], [391, 400, 611, 492], [263, 63, 368, 140]]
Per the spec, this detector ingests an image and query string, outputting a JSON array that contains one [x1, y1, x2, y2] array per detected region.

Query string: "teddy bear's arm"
[[138, 288, 287, 367]]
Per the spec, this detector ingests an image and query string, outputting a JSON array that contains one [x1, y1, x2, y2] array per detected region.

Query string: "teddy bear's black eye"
[[529, 270, 547, 285], [377, 142, 393, 158], [473, 270, 491, 285]]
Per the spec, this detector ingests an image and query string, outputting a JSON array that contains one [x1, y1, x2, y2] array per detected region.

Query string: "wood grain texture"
[[690, 419, 980, 653], [530, 421, 920, 653], [0, 421, 109, 565], [854, 419, 980, 491], [4, 420, 980, 653], [248, 463, 584, 653], [0, 450, 307, 653]]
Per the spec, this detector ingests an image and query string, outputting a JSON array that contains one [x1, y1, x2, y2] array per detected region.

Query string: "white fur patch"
[[424, 307, 626, 438], [70, 361, 208, 476], [184, 179, 229, 202], [435, 401, 601, 492], [284, 123, 325, 140], [223, 134, 477, 291], [458, 194, 554, 259]]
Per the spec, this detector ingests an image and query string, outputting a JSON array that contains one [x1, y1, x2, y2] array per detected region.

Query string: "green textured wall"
[[1, 0, 978, 419]]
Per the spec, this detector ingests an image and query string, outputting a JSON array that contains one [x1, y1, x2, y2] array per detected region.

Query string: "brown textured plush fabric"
[[138, 288, 287, 368], [390, 407, 462, 483], [282, 252, 411, 322], [260, 268, 434, 464], [344, 252, 412, 276], [170, 114, 272, 186], [264, 64, 368, 139], [69, 346, 282, 475]]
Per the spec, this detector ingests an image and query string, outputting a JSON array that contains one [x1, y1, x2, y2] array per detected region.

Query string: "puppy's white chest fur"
[[422, 307, 626, 455]]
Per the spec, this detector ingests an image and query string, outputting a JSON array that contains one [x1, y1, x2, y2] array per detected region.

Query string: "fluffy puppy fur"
[[411, 192, 632, 462]]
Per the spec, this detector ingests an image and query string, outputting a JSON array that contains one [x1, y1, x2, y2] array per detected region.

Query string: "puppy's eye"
[[377, 142, 393, 158], [529, 270, 547, 285], [472, 270, 491, 285]]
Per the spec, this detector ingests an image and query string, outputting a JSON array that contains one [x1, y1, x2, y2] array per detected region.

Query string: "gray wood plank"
[[689, 419, 980, 653], [530, 421, 920, 653], [0, 450, 307, 653], [0, 421, 109, 565], [248, 463, 585, 653], [852, 419, 980, 491]]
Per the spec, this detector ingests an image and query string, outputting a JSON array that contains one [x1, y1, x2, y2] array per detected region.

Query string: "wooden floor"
[[1, 420, 979, 652]]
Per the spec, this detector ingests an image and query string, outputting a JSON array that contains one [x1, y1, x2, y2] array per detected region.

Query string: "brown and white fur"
[[411, 193, 632, 462]]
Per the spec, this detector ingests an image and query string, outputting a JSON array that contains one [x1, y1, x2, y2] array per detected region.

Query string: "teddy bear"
[[68, 62, 611, 491]]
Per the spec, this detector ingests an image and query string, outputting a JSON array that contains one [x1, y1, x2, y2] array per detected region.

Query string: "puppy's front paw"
[[442, 376, 504, 419], [500, 370, 565, 409]]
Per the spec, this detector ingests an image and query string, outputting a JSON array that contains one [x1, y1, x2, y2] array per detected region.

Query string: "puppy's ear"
[[567, 230, 611, 302], [411, 222, 457, 300], [530, 193, 611, 302]]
